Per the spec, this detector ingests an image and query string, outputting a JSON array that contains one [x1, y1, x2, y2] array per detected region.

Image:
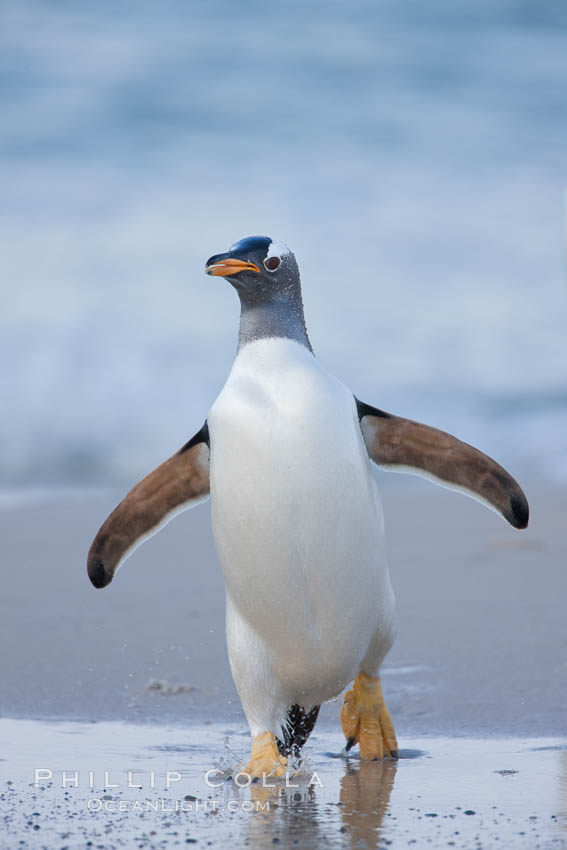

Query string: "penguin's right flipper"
[[87, 422, 210, 588], [356, 399, 528, 529]]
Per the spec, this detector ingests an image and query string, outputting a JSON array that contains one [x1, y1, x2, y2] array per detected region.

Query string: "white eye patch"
[[266, 240, 290, 259]]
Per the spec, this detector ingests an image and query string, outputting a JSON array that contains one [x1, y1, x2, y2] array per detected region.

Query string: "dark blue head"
[[204, 235, 311, 351], [206, 235, 272, 273], [205, 235, 297, 295]]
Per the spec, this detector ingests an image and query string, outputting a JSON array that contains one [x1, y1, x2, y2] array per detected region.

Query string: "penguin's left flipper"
[[87, 422, 210, 588], [356, 399, 529, 530]]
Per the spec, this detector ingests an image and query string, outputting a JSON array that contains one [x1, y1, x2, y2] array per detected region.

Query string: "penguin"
[[87, 235, 529, 779]]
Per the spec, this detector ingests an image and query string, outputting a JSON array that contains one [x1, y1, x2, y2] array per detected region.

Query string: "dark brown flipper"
[[356, 399, 529, 529], [87, 423, 210, 588]]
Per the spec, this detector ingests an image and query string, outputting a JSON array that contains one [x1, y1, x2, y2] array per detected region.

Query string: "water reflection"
[[242, 757, 398, 849], [340, 759, 398, 847]]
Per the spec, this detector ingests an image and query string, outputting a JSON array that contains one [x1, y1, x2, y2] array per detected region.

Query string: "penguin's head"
[[205, 236, 298, 300]]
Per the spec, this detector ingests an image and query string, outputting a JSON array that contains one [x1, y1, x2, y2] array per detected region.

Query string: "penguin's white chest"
[[208, 338, 394, 701]]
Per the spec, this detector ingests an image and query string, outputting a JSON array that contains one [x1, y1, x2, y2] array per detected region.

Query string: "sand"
[[0, 473, 566, 848]]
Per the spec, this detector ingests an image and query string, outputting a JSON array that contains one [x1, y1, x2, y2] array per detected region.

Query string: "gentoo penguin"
[[87, 235, 529, 778]]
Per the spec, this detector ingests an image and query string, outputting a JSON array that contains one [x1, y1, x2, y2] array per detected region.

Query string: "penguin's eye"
[[264, 256, 281, 272]]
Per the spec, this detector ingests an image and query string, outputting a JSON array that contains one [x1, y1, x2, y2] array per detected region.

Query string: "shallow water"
[[1, 718, 566, 849]]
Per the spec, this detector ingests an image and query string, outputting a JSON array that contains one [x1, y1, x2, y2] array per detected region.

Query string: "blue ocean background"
[[1, 0, 566, 486]]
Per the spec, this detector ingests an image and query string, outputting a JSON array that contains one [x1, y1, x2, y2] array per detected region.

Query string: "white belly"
[[208, 338, 395, 705]]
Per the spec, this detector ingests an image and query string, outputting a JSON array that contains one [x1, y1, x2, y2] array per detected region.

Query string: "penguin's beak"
[[205, 252, 261, 277]]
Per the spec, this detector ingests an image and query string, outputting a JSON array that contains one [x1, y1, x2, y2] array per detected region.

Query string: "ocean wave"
[[2, 0, 566, 484]]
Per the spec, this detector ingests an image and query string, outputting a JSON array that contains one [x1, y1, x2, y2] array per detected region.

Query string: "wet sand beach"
[[0, 474, 565, 848], [1, 720, 566, 849]]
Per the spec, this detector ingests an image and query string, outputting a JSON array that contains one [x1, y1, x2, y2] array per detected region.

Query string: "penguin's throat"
[[237, 294, 312, 352]]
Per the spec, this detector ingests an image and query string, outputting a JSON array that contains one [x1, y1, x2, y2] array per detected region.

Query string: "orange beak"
[[205, 258, 261, 276]]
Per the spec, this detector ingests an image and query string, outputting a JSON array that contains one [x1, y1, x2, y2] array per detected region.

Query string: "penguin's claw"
[[241, 732, 288, 780], [341, 673, 398, 760]]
